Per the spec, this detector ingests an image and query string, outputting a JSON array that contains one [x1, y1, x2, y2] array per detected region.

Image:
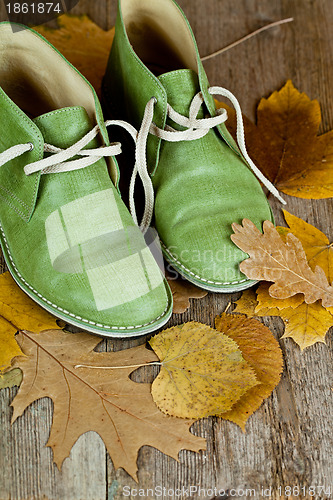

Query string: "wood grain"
[[0, 0, 332, 499]]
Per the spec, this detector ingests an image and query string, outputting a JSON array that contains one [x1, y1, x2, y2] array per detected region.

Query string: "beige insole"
[[0, 24, 96, 119], [121, 0, 198, 75]]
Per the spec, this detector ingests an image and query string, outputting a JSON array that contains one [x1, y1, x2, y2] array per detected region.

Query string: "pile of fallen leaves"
[[232, 211, 333, 350], [0, 274, 282, 478], [218, 79, 332, 350], [0, 14, 331, 481]]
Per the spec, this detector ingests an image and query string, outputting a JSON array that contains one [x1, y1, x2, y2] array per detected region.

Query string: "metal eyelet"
[[28, 142, 34, 151]]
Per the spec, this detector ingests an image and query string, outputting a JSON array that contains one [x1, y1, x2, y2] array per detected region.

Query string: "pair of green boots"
[[0, 0, 282, 337]]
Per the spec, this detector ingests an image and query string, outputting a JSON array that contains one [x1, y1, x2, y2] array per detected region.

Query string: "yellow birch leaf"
[[149, 321, 258, 419], [277, 210, 333, 284], [215, 314, 283, 430], [35, 15, 115, 96], [279, 302, 333, 350], [0, 272, 61, 372]]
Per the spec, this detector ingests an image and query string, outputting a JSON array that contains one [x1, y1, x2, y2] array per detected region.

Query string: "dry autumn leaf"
[[233, 286, 282, 317], [11, 329, 205, 480], [218, 80, 333, 199], [233, 288, 258, 317], [0, 272, 61, 372], [277, 210, 333, 284], [256, 285, 333, 349], [256, 282, 304, 312], [0, 368, 22, 390], [279, 302, 333, 350], [149, 322, 258, 419], [166, 274, 208, 313], [35, 15, 114, 95], [232, 212, 333, 349], [233, 284, 333, 349], [231, 219, 333, 307], [215, 313, 283, 429]]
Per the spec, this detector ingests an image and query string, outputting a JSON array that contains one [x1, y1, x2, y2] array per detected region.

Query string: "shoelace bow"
[[126, 86, 286, 233], [0, 87, 285, 234]]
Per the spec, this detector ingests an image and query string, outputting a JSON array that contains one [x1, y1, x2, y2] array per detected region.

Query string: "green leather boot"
[[103, 0, 284, 292], [0, 23, 172, 337]]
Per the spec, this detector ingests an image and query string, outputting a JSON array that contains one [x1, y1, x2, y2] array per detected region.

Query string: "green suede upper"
[[0, 23, 172, 336], [102, 0, 274, 291]]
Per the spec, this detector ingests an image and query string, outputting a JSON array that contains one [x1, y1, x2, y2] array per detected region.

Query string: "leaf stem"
[[224, 302, 232, 314], [74, 362, 162, 370]]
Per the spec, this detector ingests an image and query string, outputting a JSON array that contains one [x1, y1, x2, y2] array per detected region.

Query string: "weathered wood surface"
[[0, 0, 332, 498]]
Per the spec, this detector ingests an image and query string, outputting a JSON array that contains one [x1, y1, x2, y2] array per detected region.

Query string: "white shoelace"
[[127, 86, 286, 233], [0, 121, 122, 175]]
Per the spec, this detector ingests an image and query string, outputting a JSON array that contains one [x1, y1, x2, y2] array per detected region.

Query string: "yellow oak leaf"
[[232, 284, 333, 350], [215, 314, 283, 430], [256, 282, 304, 312], [0, 368, 22, 389], [277, 210, 333, 284], [279, 302, 333, 350], [166, 274, 208, 313], [233, 288, 281, 317], [233, 285, 298, 318], [218, 80, 333, 199], [0, 272, 61, 372], [232, 288, 257, 317], [11, 329, 205, 480], [231, 219, 333, 307], [35, 15, 114, 96], [253, 305, 281, 317], [149, 321, 258, 419]]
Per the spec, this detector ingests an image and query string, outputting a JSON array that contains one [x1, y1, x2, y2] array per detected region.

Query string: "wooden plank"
[[0, 0, 332, 498], [105, 0, 333, 498], [69, 0, 116, 30], [0, 387, 107, 500]]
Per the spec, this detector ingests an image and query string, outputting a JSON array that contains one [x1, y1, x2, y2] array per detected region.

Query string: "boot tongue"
[[33, 106, 95, 147], [158, 69, 204, 119]]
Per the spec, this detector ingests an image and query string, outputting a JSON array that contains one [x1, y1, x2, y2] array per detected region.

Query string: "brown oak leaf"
[[11, 330, 206, 480], [277, 210, 333, 284], [166, 275, 208, 313], [231, 219, 333, 307]]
